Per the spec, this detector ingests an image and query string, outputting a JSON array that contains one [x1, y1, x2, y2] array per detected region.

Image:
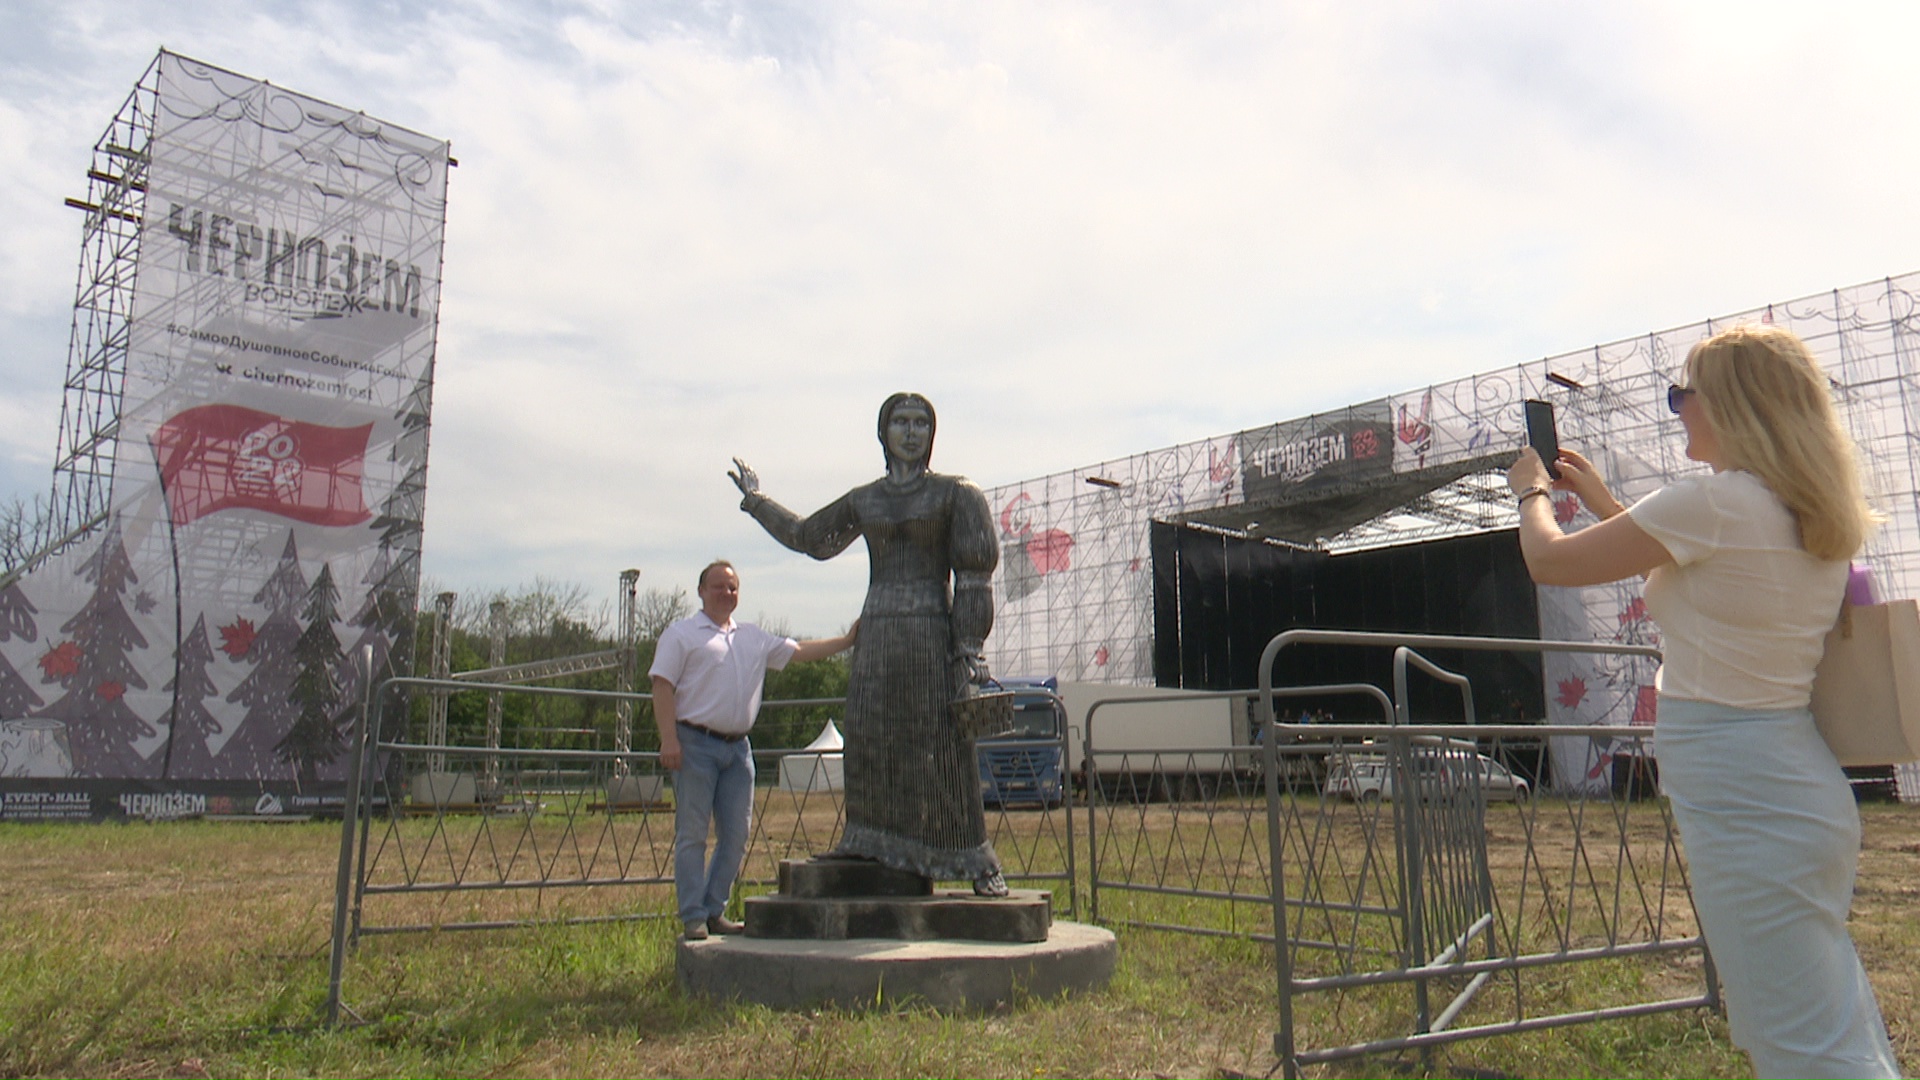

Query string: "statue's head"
[[878, 392, 936, 470]]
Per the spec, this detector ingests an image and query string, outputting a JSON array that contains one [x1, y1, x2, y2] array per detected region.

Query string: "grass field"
[[1, 801, 1914, 1078]]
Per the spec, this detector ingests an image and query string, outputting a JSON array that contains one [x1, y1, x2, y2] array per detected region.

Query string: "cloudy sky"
[[4, 1, 1919, 636]]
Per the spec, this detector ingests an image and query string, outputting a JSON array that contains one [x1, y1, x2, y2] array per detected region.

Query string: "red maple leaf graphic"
[[218, 617, 257, 659], [38, 641, 81, 680], [1554, 494, 1580, 526], [96, 681, 125, 702], [1554, 676, 1588, 710]]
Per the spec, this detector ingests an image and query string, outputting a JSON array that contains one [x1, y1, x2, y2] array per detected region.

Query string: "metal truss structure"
[[983, 273, 1920, 797], [31, 50, 451, 616], [413, 570, 644, 795], [42, 56, 163, 560]]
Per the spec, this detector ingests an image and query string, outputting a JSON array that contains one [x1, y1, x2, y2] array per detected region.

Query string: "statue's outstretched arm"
[[731, 458, 861, 561], [949, 478, 999, 685]]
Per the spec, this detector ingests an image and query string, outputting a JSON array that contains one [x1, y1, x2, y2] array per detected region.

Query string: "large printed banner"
[[985, 436, 1242, 684], [983, 275, 1920, 799], [1386, 384, 1510, 474], [1236, 404, 1394, 505], [0, 53, 447, 817]]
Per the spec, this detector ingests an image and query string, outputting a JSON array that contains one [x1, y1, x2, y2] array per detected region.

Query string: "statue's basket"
[[951, 691, 1016, 742]]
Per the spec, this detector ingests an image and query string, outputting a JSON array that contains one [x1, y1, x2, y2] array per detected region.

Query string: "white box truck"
[[1056, 682, 1253, 801]]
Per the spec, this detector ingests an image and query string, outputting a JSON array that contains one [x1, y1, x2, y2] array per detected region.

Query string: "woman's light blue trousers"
[[1655, 698, 1899, 1079]]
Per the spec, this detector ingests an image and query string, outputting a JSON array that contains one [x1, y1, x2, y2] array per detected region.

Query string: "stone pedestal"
[[677, 857, 1116, 1011], [747, 859, 1051, 942]]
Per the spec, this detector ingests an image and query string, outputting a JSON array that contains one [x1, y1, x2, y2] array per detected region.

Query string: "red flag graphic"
[[152, 404, 374, 527]]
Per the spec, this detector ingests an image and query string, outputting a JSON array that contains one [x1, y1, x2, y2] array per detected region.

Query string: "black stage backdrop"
[[1152, 523, 1544, 727]]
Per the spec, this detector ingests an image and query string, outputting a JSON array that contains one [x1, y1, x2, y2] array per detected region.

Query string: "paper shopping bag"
[[1809, 598, 1920, 766]]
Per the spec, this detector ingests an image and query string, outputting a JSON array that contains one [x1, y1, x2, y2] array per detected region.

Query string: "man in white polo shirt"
[[650, 560, 858, 940]]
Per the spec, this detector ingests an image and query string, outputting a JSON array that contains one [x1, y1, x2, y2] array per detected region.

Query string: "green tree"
[[400, 578, 852, 756], [756, 651, 852, 749]]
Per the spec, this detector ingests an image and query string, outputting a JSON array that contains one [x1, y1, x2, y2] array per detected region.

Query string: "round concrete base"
[[677, 921, 1117, 1012]]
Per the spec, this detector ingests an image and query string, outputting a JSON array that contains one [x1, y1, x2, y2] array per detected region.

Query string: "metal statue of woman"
[[729, 392, 1009, 897]]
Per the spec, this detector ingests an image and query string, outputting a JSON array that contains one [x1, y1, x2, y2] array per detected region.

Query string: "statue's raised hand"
[[729, 457, 760, 499]]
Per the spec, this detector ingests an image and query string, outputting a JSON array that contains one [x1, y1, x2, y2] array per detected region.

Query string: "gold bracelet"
[[1516, 486, 1551, 507]]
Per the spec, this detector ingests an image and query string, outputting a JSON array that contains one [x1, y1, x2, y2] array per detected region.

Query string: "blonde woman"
[[1507, 324, 1897, 1079]]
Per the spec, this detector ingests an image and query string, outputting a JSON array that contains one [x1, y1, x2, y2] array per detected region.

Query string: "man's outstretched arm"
[[791, 618, 859, 663]]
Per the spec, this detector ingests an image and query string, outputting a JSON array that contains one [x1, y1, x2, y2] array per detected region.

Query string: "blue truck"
[[977, 676, 1066, 808]]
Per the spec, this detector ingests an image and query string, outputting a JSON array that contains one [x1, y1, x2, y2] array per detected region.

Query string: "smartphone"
[[1524, 399, 1561, 480]]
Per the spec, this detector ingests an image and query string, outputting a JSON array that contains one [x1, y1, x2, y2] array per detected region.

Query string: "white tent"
[[776, 720, 845, 792]]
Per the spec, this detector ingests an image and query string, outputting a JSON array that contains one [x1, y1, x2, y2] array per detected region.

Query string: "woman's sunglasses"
[[1666, 385, 1696, 415]]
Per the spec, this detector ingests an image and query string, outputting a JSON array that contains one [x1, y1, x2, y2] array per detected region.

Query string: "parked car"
[[1322, 751, 1529, 803], [1321, 755, 1392, 803]]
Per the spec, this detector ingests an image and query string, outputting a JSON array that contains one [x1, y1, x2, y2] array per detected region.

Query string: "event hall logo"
[[0, 790, 91, 821], [150, 404, 374, 527], [166, 204, 426, 320]]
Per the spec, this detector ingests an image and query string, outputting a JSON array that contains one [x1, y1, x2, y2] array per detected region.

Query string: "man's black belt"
[[678, 721, 747, 743]]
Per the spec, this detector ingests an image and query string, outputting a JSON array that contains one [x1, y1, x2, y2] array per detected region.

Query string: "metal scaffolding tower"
[[44, 55, 163, 557], [613, 568, 641, 771]]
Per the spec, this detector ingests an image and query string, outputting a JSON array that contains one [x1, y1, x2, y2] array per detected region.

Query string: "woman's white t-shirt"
[[1628, 470, 1848, 710]]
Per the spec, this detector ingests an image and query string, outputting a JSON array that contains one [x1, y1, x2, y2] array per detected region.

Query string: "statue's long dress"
[[746, 472, 1002, 880]]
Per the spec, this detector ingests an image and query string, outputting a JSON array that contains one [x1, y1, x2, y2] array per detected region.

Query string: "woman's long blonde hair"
[[1686, 324, 1878, 560]]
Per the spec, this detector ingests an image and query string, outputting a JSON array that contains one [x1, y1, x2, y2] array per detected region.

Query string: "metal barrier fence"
[[1256, 632, 1709, 1077], [325, 674, 1075, 1021], [1082, 683, 1397, 939], [324, 634, 1716, 1068], [1075, 632, 1713, 1076], [1252, 720, 1708, 1076]]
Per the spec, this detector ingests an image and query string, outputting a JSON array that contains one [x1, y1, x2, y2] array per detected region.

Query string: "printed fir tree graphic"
[[34, 521, 155, 777], [349, 366, 433, 736], [275, 563, 348, 785], [341, 545, 395, 727], [220, 532, 308, 780], [0, 576, 44, 720], [160, 614, 221, 779]]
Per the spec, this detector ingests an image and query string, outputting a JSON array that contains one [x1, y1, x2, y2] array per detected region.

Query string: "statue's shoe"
[[972, 870, 1010, 898]]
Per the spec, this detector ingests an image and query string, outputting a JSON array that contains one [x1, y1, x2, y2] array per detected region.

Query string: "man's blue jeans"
[[672, 726, 755, 927]]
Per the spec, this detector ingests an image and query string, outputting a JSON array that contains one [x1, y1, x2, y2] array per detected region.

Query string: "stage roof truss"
[[982, 271, 1920, 727]]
